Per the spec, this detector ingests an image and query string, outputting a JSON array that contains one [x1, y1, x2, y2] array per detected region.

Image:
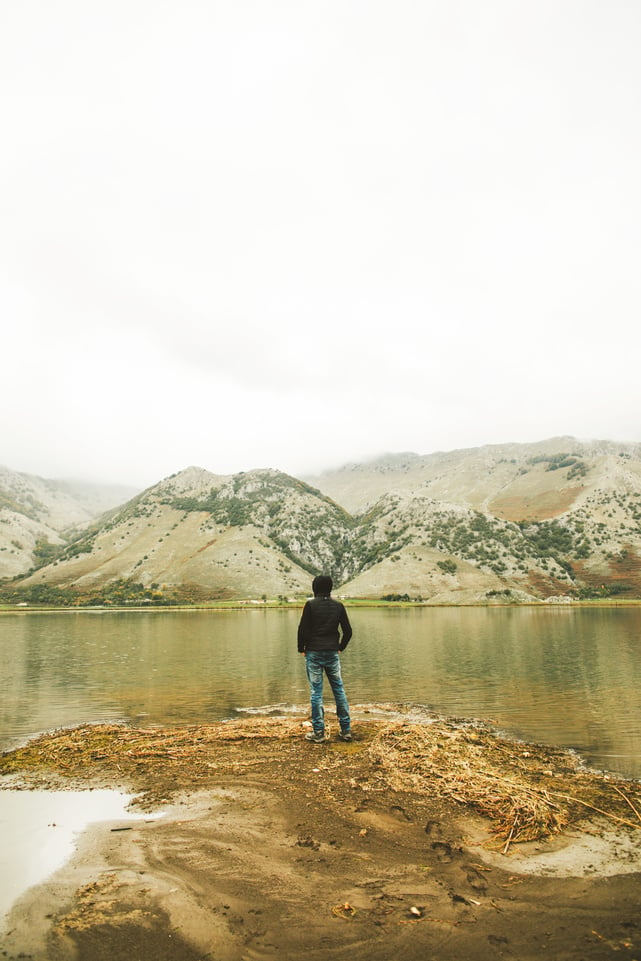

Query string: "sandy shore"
[[2, 716, 641, 960]]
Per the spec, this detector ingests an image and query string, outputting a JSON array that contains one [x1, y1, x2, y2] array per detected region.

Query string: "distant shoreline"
[[2, 597, 641, 614]]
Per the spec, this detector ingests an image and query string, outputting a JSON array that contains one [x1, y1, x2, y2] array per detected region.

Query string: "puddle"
[[475, 825, 641, 878], [0, 789, 150, 924]]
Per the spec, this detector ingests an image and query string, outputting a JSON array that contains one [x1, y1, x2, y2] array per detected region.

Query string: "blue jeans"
[[305, 651, 350, 736]]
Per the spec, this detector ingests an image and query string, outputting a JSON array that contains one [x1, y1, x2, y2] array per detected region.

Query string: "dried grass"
[[2, 717, 640, 849], [0, 719, 299, 791], [367, 721, 641, 849]]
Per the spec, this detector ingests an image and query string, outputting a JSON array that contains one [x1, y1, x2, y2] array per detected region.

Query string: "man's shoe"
[[338, 732, 352, 742], [305, 731, 327, 743]]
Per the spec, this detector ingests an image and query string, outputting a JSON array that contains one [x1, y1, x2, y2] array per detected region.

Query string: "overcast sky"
[[1, 1, 640, 489]]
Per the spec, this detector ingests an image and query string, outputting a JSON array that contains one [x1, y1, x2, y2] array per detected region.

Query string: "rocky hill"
[[3, 437, 641, 603], [0, 466, 137, 580], [309, 437, 641, 601]]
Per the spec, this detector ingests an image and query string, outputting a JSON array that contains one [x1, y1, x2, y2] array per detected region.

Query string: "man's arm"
[[297, 601, 312, 652], [338, 605, 352, 651]]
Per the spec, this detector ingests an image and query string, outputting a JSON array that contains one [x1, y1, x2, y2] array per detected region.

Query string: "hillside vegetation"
[[2, 437, 641, 604]]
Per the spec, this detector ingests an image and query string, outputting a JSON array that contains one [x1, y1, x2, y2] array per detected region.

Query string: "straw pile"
[[0, 719, 299, 788], [367, 721, 641, 849], [2, 717, 641, 849]]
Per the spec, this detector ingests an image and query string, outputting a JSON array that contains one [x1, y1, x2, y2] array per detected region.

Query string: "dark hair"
[[312, 575, 333, 596]]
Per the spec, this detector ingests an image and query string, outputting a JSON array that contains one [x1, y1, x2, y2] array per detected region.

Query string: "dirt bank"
[[2, 716, 641, 960]]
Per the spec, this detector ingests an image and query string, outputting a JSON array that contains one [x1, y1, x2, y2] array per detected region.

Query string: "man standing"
[[297, 575, 352, 743]]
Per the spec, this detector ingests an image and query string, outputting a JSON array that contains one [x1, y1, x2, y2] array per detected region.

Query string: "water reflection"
[[0, 789, 146, 924], [1, 607, 640, 778]]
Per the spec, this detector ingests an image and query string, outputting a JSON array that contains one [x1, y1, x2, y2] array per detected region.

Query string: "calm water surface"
[[1, 607, 640, 778]]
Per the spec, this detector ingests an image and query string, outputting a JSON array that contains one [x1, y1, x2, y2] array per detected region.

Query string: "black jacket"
[[297, 595, 352, 653]]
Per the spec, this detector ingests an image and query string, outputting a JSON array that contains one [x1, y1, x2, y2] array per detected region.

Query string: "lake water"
[[1, 606, 641, 779]]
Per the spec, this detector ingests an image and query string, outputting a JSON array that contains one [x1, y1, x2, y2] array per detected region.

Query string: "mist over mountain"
[[2, 437, 641, 604]]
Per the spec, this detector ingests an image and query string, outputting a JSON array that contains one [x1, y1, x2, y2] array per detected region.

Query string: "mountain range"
[[2, 436, 641, 604]]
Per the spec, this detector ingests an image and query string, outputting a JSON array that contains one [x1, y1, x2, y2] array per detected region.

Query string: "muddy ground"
[[1, 715, 641, 961]]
